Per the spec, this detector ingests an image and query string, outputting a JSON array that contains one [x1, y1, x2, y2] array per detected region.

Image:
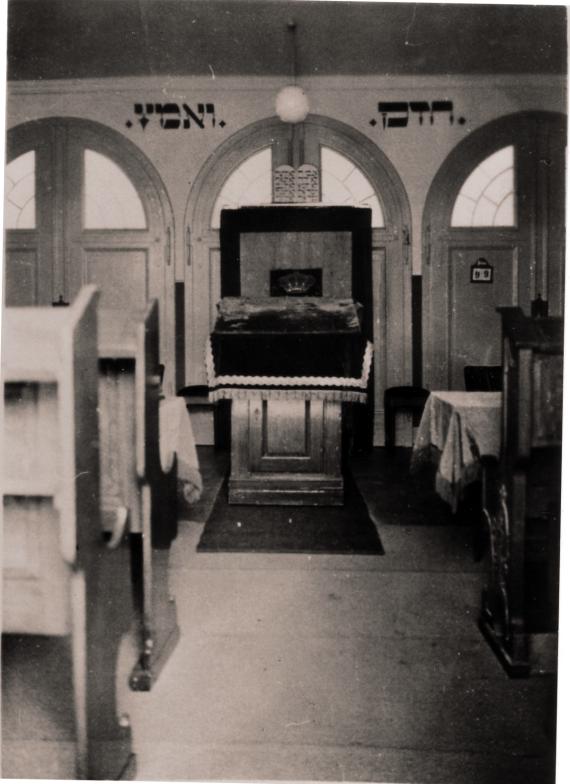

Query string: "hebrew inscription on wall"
[[370, 101, 465, 129], [273, 164, 319, 203], [126, 103, 226, 130]]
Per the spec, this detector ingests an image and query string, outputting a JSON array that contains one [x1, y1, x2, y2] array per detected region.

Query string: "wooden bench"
[[479, 307, 563, 676], [98, 300, 179, 691], [2, 286, 135, 779]]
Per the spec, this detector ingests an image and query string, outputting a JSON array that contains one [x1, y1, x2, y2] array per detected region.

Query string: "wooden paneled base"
[[229, 476, 344, 506], [229, 396, 344, 506]]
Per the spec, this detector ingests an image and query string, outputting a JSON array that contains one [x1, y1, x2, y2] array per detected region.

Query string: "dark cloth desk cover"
[[207, 298, 372, 403]]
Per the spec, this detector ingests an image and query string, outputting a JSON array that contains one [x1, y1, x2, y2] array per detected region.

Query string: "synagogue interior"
[[1, 1, 567, 782]]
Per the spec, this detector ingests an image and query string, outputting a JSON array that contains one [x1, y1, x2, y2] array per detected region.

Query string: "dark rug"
[[351, 448, 478, 526], [197, 474, 384, 554]]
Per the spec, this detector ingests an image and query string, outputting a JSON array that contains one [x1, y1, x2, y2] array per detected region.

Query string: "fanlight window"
[[211, 145, 384, 228], [211, 147, 272, 229], [84, 149, 147, 229], [451, 145, 515, 227], [321, 147, 384, 227], [5, 151, 36, 229]]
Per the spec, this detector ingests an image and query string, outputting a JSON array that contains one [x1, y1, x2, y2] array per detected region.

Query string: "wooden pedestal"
[[229, 396, 343, 506]]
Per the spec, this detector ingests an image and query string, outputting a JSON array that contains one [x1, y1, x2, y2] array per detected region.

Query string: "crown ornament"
[[278, 270, 316, 295]]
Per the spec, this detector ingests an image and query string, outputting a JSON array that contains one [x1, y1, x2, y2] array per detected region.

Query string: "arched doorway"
[[184, 114, 412, 444], [423, 111, 566, 390], [4, 118, 176, 391]]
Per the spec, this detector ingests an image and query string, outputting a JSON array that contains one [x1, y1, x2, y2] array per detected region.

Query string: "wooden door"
[[423, 112, 566, 391], [448, 247, 523, 389], [4, 133, 56, 305], [5, 119, 175, 391]]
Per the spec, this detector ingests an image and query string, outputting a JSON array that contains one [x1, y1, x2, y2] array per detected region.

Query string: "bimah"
[[207, 297, 372, 505]]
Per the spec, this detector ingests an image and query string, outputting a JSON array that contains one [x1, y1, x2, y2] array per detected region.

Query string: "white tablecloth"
[[159, 397, 203, 506], [411, 391, 501, 512]]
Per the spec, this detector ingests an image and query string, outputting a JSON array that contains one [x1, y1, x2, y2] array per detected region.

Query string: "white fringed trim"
[[208, 387, 368, 403], [205, 338, 373, 392]]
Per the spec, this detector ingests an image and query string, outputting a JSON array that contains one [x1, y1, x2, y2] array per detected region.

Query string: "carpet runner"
[[197, 474, 384, 554]]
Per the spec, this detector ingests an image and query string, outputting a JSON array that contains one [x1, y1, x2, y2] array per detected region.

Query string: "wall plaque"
[[470, 258, 494, 283], [272, 164, 319, 203]]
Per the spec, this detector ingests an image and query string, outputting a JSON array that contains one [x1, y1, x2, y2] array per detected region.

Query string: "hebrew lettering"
[[373, 100, 465, 129], [127, 102, 224, 130]]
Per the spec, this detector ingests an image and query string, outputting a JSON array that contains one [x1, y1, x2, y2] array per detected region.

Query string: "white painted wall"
[[7, 73, 565, 444], [8, 74, 565, 278]]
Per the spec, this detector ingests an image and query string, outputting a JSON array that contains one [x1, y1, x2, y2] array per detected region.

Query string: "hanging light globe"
[[275, 85, 310, 124]]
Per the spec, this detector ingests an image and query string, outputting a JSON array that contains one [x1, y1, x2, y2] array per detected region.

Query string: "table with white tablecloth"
[[159, 397, 203, 506], [411, 391, 501, 512]]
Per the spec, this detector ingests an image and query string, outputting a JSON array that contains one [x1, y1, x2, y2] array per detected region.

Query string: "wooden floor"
[[122, 447, 557, 783], [2, 448, 558, 782]]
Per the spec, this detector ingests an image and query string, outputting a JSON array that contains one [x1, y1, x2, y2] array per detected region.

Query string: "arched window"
[[211, 147, 272, 228], [84, 149, 147, 229], [5, 118, 175, 391], [210, 145, 385, 228], [5, 150, 36, 229], [451, 145, 515, 227], [321, 146, 384, 227]]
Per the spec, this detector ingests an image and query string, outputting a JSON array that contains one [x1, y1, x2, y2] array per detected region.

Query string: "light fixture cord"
[[288, 20, 297, 84]]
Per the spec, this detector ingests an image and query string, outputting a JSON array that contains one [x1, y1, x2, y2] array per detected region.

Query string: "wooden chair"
[[479, 308, 562, 676], [2, 287, 134, 779], [98, 300, 179, 691], [464, 365, 502, 391], [384, 386, 430, 449]]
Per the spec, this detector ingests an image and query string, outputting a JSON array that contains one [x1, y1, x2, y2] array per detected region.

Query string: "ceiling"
[[7, 0, 567, 81]]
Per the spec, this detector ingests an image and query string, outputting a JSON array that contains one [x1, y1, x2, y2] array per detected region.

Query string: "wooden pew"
[[98, 300, 179, 691], [479, 307, 563, 676], [2, 286, 135, 779]]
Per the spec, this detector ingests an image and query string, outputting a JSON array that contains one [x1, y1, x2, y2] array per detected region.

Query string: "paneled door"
[[5, 118, 175, 391], [423, 111, 566, 390]]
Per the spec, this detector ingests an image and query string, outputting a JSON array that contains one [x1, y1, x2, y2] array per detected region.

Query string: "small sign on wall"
[[273, 164, 320, 203], [470, 258, 494, 283]]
